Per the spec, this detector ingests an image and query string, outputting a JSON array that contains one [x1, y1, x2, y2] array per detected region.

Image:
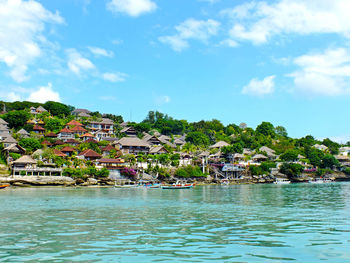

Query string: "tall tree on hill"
[[256, 121, 275, 138], [44, 101, 72, 117]]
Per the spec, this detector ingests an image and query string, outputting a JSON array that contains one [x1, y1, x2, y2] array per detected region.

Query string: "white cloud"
[[223, 0, 350, 45], [107, 0, 157, 17], [88, 46, 114, 57], [159, 18, 220, 52], [0, 91, 21, 102], [242, 75, 275, 95], [290, 48, 350, 96], [102, 72, 128, 82], [27, 83, 61, 103], [0, 0, 63, 82], [155, 95, 171, 105], [66, 48, 95, 75]]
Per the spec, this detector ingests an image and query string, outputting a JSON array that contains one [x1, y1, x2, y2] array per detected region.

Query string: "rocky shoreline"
[[1, 172, 349, 188]]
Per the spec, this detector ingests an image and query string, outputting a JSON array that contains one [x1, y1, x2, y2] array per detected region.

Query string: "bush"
[[344, 167, 350, 176], [175, 165, 205, 178], [279, 163, 304, 178]]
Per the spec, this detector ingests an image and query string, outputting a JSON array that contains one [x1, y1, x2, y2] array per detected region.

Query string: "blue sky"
[[0, 0, 350, 142]]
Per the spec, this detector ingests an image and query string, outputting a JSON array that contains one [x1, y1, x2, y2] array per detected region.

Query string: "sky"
[[0, 0, 350, 142]]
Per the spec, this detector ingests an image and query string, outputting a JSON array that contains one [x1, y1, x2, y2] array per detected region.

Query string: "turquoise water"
[[1, 183, 350, 262]]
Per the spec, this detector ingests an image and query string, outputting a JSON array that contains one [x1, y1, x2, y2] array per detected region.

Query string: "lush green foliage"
[[19, 138, 42, 153], [175, 165, 205, 178], [45, 117, 64, 132], [280, 149, 299, 162], [3, 110, 30, 129], [44, 101, 72, 117], [185, 131, 210, 146], [279, 163, 304, 178]]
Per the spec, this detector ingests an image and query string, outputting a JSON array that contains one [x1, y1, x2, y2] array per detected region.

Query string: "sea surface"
[[1, 183, 350, 262]]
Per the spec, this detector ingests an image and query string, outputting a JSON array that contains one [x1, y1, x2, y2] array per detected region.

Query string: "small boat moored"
[[161, 181, 195, 189], [274, 178, 291, 184], [0, 184, 9, 189]]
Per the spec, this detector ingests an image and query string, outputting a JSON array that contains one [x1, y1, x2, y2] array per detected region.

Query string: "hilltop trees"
[[3, 110, 30, 129], [44, 101, 72, 117]]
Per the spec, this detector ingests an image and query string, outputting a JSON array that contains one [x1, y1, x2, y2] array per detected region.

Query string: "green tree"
[[275, 126, 288, 137], [44, 101, 72, 117], [321, 154, 339, 169], [19, 138, 41, 153], [45, 118, 64, 132], [279, 163, 304, 179], [256, 121, 275, 137], [4, 110, 30, 129], [280, 149, 299, 162], [185, 131, 210, 146]]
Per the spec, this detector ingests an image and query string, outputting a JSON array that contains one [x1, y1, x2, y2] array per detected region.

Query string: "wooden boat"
[[161, 181, 195, 189], [0, 184, 9, 189], [114, 181, 140, 188]]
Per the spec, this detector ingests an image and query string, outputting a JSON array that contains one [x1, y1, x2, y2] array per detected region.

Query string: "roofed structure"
[[209, 141, 229, 149]]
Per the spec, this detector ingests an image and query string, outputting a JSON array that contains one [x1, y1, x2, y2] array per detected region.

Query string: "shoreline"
[[1, 175, 349, 188]]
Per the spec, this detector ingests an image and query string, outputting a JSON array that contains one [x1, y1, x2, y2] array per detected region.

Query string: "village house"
[[81, 133, 94, 142], [65, 139, 80, 146], [101, 144, 116, 156], [11, 155, 62, 176], [209, 141, 229, 149], [120, 126, 137, 137], [72, 109, 91, 116], [3, 144, 26, 158], [251, 154, 268, 163], [70, 125, 87, 136], [339, 147, 350, 156], [116, 137, 150, 154], [0, 124, 9, 134], [33, 125, 45, 135], [2, 135, 17, 148], [65, 120, 83, 128], [17, 129, 30, 138], [97, 158, 125, 170], [88, 118, 114, 136], [259, 146, 276, 159], [46, 132, 58, 139], [61, 146, 75, 157], [53, 149, 66, 158], [149, 146, 169, 155], [313, 144, 328, 152], [142, 133, 162, 146], [41, 140, 53, 147], [77, 149, 102, 161], [58, 128, 74, 140]]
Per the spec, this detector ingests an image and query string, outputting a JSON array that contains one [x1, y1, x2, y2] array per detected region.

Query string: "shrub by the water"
[[175, 165, 205, 178]]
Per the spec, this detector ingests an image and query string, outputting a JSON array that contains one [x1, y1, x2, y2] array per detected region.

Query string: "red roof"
[[65, 139, 79, 144], [53, 140, 64, 145], [41, 140, 52, 146], [66, 120, 83, 126], [102, 145, 115, 151], [86, 138, 98, 144], [33, 125, 45, 131], [46, 132, 57, 137], [53, 149, 66, 157], [59, 128, 73, 133], [79, 149, 101, 158], [81, 133, 94, 137], [70, 126, 87, 132], [61, 146, 75, 152]]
